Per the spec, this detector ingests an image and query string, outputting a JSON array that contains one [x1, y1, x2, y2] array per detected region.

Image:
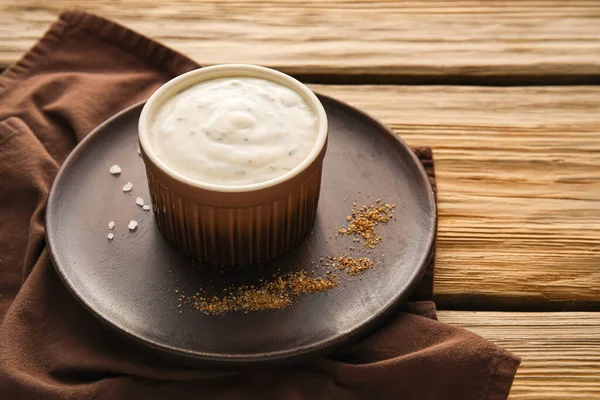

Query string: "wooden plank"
[[438, 311, 600, 399], [2, 1, 600, 81], [309, 84, 600, 309]]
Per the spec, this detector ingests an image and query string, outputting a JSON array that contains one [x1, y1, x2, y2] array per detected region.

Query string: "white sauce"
[[150, 77, 318, 186]]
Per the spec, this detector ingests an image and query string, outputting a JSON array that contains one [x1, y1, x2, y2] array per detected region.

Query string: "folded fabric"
[[0, 10, 519, 399]]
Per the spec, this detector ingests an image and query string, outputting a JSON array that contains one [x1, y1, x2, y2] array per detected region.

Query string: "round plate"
[[46, 95, 436, 365]]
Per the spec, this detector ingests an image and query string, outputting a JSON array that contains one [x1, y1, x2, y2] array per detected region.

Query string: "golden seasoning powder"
[[337, 202, 396, 248], [179, 271, 339, 315], [177, 199, 395, 315], [336, 255, 374, 276]]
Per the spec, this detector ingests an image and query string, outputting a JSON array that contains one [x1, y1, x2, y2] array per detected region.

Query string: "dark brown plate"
[[46, 95, 436, 365]]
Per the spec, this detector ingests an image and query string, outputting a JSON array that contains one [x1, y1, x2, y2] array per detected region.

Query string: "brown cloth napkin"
[[0, 11, 519, 400]]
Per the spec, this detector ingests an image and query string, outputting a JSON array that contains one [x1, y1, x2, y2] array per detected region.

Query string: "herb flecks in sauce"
[[150, 77, 318, 186]]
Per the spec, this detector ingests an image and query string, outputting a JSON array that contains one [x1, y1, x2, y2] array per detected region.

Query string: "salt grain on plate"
[[143, 205, 151, 211], [122, 182, 133, 192], [107, 233, 114, 240], [136, 197, 144, 206], [108, 221, 115, 230], [128, 220, 138, 231], [109, 165, 121, 175], [137, 145, 141, 156]]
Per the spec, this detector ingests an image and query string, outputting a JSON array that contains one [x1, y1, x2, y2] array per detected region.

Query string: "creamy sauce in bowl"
[[149, 77, 319, 186]]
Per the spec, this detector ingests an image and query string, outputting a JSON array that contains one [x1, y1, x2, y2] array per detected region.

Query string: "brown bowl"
[[138, 65, 328, 265]]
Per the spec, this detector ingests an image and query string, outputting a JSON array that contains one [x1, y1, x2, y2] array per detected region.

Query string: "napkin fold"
[[0, 10, 519, 399]]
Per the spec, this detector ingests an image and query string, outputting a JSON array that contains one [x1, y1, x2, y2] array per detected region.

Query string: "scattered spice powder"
[[336, 255, 374, 276], [176, 198, 395, 315], [337, 202, 396, 248], [179, 271, 339, 315]]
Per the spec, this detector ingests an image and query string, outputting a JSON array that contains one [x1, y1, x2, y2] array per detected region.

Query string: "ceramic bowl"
[[138, 64, 328, 265]]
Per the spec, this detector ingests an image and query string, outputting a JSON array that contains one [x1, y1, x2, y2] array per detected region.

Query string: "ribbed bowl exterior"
[[144, 158, 324, 265]]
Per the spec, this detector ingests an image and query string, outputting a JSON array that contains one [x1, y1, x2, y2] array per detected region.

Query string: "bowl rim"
[[138, 64, 328, 193]]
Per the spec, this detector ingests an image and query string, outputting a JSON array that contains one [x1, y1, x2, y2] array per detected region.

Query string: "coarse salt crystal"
[[107, 233, 114, 240], [137, 145, 141, 156], [122, 182, 133, 192], [143, 205, 151, 211], [128, 220, 138, 231], [108, 221, 115, 230], [136, 197, 144, 206], [109, 165, 121, 175]]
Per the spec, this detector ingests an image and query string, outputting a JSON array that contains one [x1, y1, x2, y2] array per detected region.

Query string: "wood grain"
[[439, 311, 600, 399], [309, 85, 600, 310], [2, 1, 600, 81]]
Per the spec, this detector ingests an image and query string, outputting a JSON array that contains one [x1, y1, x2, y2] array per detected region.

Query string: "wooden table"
[[2, 1, 600, 398]]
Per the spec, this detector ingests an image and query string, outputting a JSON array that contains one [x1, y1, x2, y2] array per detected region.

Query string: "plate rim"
[[46, 95, 437, 364]]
